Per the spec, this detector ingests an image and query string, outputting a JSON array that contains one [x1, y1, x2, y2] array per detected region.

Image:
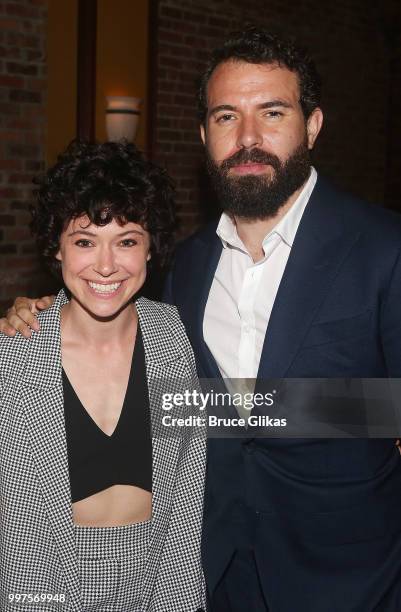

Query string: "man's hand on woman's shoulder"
[[0, 295, 55, 338]]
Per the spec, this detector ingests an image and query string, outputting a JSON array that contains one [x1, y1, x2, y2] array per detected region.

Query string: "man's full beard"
[[205, 140, 311, 220]]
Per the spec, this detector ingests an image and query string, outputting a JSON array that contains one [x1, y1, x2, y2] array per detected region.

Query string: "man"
[[2, 28, 401, 612]]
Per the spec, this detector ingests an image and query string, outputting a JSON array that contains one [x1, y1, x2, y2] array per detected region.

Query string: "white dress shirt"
[[203, 167, 317, 379]]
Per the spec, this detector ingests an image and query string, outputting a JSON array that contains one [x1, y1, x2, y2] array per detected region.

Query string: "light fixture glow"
[[105, 96, 141, 142]]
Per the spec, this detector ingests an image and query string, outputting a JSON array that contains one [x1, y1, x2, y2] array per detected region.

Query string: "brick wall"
[[152, 0, 401, 238], [0, 1, 400, 305], [0, 0, 50, 311]]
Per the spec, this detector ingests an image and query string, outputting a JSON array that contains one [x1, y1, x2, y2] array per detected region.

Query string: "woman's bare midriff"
[[72, 484, 152, 527]]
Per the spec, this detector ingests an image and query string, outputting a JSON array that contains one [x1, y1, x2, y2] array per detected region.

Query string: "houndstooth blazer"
[[0, 289, 206, 612]]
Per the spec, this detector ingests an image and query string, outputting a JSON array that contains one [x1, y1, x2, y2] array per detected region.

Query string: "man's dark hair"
[[198, 26, 321, 124], [31, 140, 176, 276]]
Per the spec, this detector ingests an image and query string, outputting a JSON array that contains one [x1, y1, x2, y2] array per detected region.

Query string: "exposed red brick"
[[8, 173, 34, 184], [9, 88, 41, 103], [0, 73, 24, 87], [0, 243, 17, 254], [7, 60, 38, 75], [0, 44, 21, 58], [6, 3, 40, 19], [0, 213, 16, 225], [6, 31, 39, 47], [0, 18, 21, 31], [0, 0, 46, 305], [0, 158, 21, 170], [5, 226, 30, 241], [0, 186, 18, 198]]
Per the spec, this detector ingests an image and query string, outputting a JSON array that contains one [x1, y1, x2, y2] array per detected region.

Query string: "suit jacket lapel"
[[258, 178, 361, 379], [179, 228, 222, 378], [19, 291, 81, 611]]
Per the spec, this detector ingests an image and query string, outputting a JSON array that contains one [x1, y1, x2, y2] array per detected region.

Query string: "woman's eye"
[[120, 239, 137, 247], [75, 239, 92, 247]]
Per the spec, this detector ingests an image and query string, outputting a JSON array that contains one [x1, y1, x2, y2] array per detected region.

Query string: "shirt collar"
[[216, 167, 317, 251]]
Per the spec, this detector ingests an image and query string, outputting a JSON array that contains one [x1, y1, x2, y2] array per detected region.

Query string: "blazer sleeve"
[[0, 334, 8, 402], [380, 246, 401, 377]]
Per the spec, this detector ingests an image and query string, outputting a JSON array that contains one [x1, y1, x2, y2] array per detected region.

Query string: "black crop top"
[[62, 328, 152, 503]]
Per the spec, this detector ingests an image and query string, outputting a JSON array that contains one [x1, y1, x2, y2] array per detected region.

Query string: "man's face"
[[201, 60, 323, 218]]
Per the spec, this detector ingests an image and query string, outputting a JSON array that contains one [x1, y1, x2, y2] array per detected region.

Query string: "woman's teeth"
[[88, 281, 121, 294]]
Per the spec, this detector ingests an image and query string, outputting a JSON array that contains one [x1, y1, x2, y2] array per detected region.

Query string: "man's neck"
[[234, 179, 307, 262]]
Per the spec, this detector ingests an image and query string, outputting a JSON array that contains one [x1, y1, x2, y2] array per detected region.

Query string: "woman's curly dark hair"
[[31, 140, 177, 276], [198, 26, 322, 124]]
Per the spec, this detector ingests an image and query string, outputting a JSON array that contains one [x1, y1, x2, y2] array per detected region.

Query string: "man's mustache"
[[220, 148, 282, 173]]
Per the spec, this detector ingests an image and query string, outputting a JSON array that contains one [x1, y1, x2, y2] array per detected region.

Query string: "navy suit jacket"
[[164, 176, 401, 611]]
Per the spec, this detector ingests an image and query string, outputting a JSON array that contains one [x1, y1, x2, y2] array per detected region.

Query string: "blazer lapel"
[[258, 178, 361, 379], [136, 299, 186, 605], [19, 291, 81, 611]]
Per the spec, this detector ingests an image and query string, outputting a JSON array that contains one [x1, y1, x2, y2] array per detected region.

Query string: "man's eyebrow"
[[67, 229, 144, 237], [208, 100, 294, 116], [258, 100, 294, 109], [208, 104, 237, 116]]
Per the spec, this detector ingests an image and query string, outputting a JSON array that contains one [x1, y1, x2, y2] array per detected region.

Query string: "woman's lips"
[[86, 280, 124, 298]]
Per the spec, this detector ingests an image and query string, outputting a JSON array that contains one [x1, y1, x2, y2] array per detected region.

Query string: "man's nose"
[[93, 246, 118, 276], [236, 116, 263, 149]]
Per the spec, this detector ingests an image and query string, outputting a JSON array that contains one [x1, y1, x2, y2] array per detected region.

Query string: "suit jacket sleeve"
[[381, 246, 401, 377]]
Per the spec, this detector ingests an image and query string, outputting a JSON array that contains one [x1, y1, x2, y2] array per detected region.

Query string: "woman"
[[0, 141, 206, 612]]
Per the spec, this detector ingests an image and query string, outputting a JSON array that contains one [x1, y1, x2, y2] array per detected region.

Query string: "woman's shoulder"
[[0, 289, 66, 381], [135, 297, 181, 325], [135, 297, 195, 362], [0, 328, 30, 356], [0, 330, 31, 392]]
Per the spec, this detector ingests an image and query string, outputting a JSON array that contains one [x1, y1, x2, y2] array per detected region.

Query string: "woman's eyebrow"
[[67, 229, 144, 237], [67, 229, 97, 237]]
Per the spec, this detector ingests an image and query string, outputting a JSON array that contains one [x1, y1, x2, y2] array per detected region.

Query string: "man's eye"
[[216, 113, 235, 123], [265, 110, 283, 119], [120, 239, 137, 247], [75, 239, 92, 247]]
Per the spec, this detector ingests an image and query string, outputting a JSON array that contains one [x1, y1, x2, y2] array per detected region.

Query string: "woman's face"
[[56, 216, 151, 319]]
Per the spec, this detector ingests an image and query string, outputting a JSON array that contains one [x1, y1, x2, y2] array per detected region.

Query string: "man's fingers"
[[6, 303, 39, 335], [0, 319, 17, 337], [3, 295, 55, 337], [35, 295, 56, 311], [14, 296, 40, 315], [3, 311, 35, 338]]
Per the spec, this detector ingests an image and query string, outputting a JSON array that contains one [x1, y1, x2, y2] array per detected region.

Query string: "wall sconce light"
[[105, 96, 141, 142]]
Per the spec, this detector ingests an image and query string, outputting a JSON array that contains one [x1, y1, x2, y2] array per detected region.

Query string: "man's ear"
[[55, 249, 62, 262], [306, 108, 323, 149], [200, 123, 206, 145]]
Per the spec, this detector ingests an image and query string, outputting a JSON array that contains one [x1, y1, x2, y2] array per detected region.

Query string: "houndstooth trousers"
[[74, 519, 152, 612]]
